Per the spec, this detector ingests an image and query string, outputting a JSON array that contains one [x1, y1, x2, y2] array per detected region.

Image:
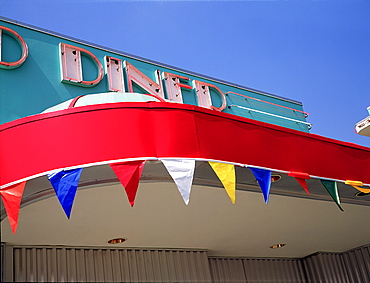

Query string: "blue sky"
[[1, 0, 369, 147]]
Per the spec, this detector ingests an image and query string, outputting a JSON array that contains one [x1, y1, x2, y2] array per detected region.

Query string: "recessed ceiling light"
[[271, 174, 282, 182], [255, 174, 282, 184], [108, 238, 127, 244], [355, 191, 370, 197], [269, 243, 286, 249]]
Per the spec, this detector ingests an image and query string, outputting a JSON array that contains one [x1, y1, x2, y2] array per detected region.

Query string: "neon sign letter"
[[59, 43, 104, 87], [124, 61, 165, 99], [162, 72, 192, 103], [105, 56, 125, 92], [193, 80, 227, 111], [0, 26, 28, 69]]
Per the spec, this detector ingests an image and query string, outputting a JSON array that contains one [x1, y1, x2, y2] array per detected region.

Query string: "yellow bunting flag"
[[209, 162, 236, 204], [345, 180, 370, 193]]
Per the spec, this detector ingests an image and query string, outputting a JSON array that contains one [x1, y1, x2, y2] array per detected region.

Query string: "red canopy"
[[1, 102, 369, 187]]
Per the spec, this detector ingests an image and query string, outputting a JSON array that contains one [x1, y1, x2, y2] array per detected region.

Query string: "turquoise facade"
[[0, 18, 309, 131]]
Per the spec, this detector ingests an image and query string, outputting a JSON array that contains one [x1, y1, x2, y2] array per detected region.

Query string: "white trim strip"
[[230, 104, 312, 127]]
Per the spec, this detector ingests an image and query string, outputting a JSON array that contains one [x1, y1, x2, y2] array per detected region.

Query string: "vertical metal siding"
[[103, 249, 114, 282], [48, 248, 57, 282], [119, 249, 131, 282], [95, 249, 105, 282], [173, 250, 185, 280], [303, 252, 353, 283], [208, 258, 247, 283], [37, 248, 47, 282], [67, 248, 76, 282], [195, 249, 213, 282], [0, 243, 3, 282], [75, 249, 86, 282], [84, 249, 95, 282], [8, 244, 369, 282], [180, 250, 191, 282], [11, 246, 211, 282], [209, 257, 306, 283], [151, 250, 164, 281], [243, 258, 306, 283], [110, 249, 121, 282], [164, 249, 178, 282], [57, 247, 67, 282], [342, 245, 370, 283], [14, 248, 25, 282]]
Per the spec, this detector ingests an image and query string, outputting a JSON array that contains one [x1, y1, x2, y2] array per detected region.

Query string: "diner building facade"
[[1, 17, 369, 282]]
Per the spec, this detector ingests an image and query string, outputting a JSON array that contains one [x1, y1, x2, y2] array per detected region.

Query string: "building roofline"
[[1, 16, 303, 106]]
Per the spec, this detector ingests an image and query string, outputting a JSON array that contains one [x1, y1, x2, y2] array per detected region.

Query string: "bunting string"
[[2, 159, 368, 234]]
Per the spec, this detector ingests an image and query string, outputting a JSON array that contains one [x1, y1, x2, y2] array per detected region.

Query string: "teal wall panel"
[[0, 18, 309, 131]]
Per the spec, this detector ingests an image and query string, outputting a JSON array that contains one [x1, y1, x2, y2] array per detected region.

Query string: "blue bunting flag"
[[249, 167, 272, 204], [48, 168, 83, 218]]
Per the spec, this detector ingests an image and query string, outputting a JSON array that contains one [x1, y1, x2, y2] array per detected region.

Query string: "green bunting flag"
[[320, 180, 344, 211]]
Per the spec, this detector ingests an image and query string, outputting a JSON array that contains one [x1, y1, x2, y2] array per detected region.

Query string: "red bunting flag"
[[288, 171, 310, 195], [0, 181, 26, 234], [110, 160, 146, 207]]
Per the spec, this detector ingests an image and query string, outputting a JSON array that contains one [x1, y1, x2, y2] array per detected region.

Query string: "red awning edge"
[[1, 102, 369, 187]]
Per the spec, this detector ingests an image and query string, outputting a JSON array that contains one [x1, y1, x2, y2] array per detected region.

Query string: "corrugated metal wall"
[[243, 258, 306, 283], [302, 245, 370, 283], [342, 245, 370, 282], [209, 257, 306, 283], [1, 243, 4, 282], [209, 245, 369, 283], [11, 246, 212, 282], [302, 252, 350, 283], [3, 244, 369, 282], [209, 258, 247, 283]]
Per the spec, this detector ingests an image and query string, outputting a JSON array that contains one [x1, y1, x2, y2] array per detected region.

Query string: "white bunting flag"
[[161, 159, 195, 205]]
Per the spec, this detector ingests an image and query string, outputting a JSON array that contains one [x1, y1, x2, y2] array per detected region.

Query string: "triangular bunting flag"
[[209, 162, 236, 204], [0, 182, 26, 234], [320, 180, 344, 211], [288, 171, 310, 195], [249, 167, 271, 204], [161, 159, 195, 205], [345, 180, 370, 193], [110, 160, 146, 207], [48, 168, 83, 218]]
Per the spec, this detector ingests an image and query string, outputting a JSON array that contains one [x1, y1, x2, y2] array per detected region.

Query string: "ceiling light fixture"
[[269, 243, 286, 249], [355, 191, 370, 197], [255, 174, 281, 184], [108, 238, 127, 244], [271, 174, 282, 182]]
